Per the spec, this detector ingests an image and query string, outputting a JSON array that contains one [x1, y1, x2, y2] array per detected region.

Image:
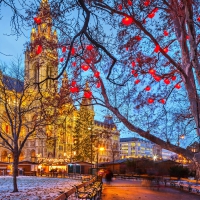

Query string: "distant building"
[[187, 142, 200, 153], [162, 149, 177, 160], [120, 137, 162, 160]]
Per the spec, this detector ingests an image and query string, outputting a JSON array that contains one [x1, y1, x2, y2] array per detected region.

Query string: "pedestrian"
[[105, 169, 113, 184]]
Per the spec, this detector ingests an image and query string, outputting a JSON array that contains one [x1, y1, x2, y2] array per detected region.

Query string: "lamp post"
[[96, 147, 104, 171]]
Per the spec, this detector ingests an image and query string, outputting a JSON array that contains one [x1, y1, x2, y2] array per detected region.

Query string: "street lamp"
[[96, 147, 104, 171]]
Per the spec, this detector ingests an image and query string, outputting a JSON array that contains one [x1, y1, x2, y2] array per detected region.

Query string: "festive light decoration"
[[72, 62, 76, 67], [145, 86, 151, 91], [144, 0, 150, 6], [122, 17, 133, 26], [164, 30, 169, 36], [175, 83, 181, 89], [135, 79, 140, 84], [148, 98, 154, 104], [85, 59, 92, 64], [126, 47, 129, 51], [164, 47, 169, 53], [86, 45, 93, 51], [153, 8, 159, 13], [118, 4, 122, 11], [60, 57, 64, 62], [134, 73, 138, 77], [34, 17, 41, 24], [132, 61, 136, 67], [81, 64, 90, 71], [84, 91, 92, 98], [154, 45, 160, 53], [164, 78, 170, 85], [36, 45, 42, 55], [70, 87, 79, 93], [135, 36, 142, 41], [198, 16, 200, 22], [149, 69, 156, 75], [148, 12, 155, 19], [128, 0, 132, 6], [96, 82, 101, 88], [159, 99, 166, 104], [94, 71, 100, 78], [71, 80, 76, 87], [62, 46, 66, 53], [186, 35, 189, 40], [71, 47, 75, 55], [171, 76, 176, 81], [153, 75, 161, 82], [131, 70, 136, 74]]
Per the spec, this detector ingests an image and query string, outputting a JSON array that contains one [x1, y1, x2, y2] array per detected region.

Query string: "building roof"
[[3, 75, 24, 93], [120, 137, 151, 143]]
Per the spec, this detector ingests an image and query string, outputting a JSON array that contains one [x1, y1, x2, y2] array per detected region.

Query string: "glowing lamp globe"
[[153, 75, 161, 82], [164, 47, 169, 53], [70, 87, 79, 93], [171, 76, 176, 81], [148, 98, 154, 104], [149, 69, 156, 75], [148, 12, 155, 19], [175, 83, 181, 89], [164, 30, 169, 36], [62, 46, 66, 53], [34, 17, 41, 24], [36, 45, 42, 55], [96, 82, 101, 88], [131, 61, 136, 67], [145, 86, 151, 91], [122, 17, 133, 26], [60, 57, 64, 63], [144, 1, 150, 6], [159, 99, 166, 104], [71, 81, 76, 87], [135, 79, 140, 84], [71, 47, 75, 55], [118, 4, 122, 11], [72, 62, 76, 67], [131, 70, 136, 75], [86, 45, 93, 51], [81, 64, 89, 71], [135, 36, 142, 41], [153, 8, 159, 13], [154, 45, 160, 53], [94, 71, 100, 78], [128, 0, 132, 6], [164, 79, 170, 85], [84, 91, 92, 98]]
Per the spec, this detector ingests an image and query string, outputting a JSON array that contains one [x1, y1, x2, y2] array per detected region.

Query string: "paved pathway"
[[101, 179, 200, 200]]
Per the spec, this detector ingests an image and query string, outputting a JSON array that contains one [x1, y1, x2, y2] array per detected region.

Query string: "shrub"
[[169, 165, 189, 179]]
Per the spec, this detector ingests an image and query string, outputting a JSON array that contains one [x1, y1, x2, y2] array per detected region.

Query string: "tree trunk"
[[12, 151, 19, 192]]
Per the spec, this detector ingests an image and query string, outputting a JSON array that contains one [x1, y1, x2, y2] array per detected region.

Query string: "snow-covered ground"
[[0, 176, 81, 200]]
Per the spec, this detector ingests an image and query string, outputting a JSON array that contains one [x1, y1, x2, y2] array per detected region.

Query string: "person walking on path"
[[105, 169, 113, 184]]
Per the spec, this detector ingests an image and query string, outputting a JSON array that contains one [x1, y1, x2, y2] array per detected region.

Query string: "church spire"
[[81, 82, 93, 109], [25, 0, 58, 91], [60, 71, 72, 103]]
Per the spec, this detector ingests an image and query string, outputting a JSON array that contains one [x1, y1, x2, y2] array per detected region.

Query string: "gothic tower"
[[25, 0, 58, 91]]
